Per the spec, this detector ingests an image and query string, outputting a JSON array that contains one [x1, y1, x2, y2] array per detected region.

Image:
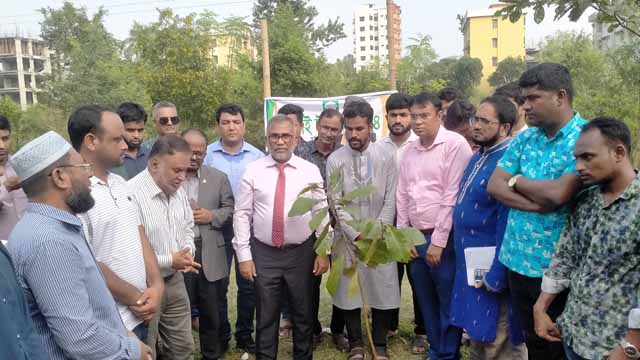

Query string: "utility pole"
[[386, 0, 397, 90], [261, 19, 271, 98]]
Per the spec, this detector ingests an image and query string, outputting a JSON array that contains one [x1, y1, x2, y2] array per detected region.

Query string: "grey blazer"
[[197, 165, 234, 282]]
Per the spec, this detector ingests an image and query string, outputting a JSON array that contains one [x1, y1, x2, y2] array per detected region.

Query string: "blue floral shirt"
[[498, 113, 586, 277]]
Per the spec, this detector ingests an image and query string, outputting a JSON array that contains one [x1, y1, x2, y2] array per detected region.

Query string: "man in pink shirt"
[[397, 92, 472, 360], [233, 115, 329, 359]]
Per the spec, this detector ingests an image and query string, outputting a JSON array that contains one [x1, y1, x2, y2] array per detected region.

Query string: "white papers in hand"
[[464, 246, 495, 286]]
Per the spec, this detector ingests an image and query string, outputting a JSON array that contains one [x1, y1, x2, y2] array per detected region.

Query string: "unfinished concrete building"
[[0, 37, 51, 110]]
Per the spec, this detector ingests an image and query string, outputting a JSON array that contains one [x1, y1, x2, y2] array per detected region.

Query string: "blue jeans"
[[132, 323, 149, 342], [564, 342, 589, 360], [219, 241, 256, 343], [408, 234, 461, 360]]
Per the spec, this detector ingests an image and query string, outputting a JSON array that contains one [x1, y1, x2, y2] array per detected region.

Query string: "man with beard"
[[234, 115, 329, 359], [0, 115, 28, 240], [327, 101, 399, 360], [7, 131, 151, 360], [450, 96, 527, 359], [181, 128, 234, 359], [111, 102, 150, 180], [129, 135, 200, 359], [68, 105, 164, 342], [533, 118, 640, 360], [494, 83, 528, 137], [398, 92, 473, 360], [379, 93, 426, 354]]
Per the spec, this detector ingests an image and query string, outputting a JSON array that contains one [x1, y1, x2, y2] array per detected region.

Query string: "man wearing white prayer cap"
[[7, 131, 152, 360]]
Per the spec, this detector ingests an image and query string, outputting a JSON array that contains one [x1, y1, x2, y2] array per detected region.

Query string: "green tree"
[[496, 0, 639, 38], [448, 56, 483, 98], [488, 56, 527, 88], [39, 2, 150, 114], [252, 0, 346, 52], [127, 9, 233, 132], [397, 34, 441, 94], [0, 97, 21, 126]]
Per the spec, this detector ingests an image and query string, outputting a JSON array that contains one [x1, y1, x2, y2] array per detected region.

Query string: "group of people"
[[0, 61, 638, 360]]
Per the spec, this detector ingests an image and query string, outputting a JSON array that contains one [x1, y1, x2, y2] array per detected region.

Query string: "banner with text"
[[264, 91, 397, 142]]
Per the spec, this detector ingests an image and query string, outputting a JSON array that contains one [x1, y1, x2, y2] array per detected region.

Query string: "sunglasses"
[[158, 116, 180, 126]]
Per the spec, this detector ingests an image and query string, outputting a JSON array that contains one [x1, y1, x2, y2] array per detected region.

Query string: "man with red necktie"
[[233, 115, 330, 360]]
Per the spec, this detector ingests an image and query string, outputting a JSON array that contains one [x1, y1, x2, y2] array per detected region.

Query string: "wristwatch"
[[620, 339, 640, 359], [508, 174, 522, 189]]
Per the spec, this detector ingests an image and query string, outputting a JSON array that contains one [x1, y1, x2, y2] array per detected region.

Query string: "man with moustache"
[[398, 92, 472, 360], [328, 101, 399, 360], [290, 107, 343, 344], [141, 101, 181, 150], [487, 63, 586, 360], [234, 115, 329, 359], [129, 135, 201, 359], [450, 96, 527, 360], [204, 104, 263, 353], [181, 128, 234, 359], [8, 131, 151, 359], [0, 115, 28, 240], [533, 118, 640, 360], [68, 105, 164, 342], [111, 102, 150, 180], [379, 93, 426, 353]]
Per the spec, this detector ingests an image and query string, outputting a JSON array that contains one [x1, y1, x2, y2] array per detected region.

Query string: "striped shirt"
[[128, 169, 195, 277], [7, 203, 140, 360], [78, 174, 147, 330]]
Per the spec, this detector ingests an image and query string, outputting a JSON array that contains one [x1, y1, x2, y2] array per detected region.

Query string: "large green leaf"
[[385, 226, 411, 263], [326, 255, 344, 296], [314, 223, 332, 256], [309, 208, 329, 231], [402, 228, 427, 246], [342, 185, 376, 202], [288, 197, 322, 217], [297, 183, 321, 196]]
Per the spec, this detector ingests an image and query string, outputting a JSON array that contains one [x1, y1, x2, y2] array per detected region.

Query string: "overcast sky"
[[0, 0, 595, 62]]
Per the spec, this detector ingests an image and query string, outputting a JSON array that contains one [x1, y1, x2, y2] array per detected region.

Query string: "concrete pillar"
[[14, 38, 26, 110]]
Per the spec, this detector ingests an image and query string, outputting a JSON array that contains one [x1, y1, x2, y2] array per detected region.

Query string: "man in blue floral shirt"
[[488, 63, 586, 360], [534, 118, 640, 360]]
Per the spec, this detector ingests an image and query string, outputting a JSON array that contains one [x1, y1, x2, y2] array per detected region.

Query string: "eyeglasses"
[[50, 163, 94, 176], [469, 116, 500, 127], [268, 134, 294, 143], [158, 116, 180, 126]]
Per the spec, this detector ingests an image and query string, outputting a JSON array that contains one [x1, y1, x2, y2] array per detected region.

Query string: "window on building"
[[492, 38, 498, 48], [375, 46, 379, 50], [370, 26, 374, 30], [361, 56, 366, 61], [360, 36, 365, 41], [370, 46, 374, 50], [375, 36, 378, 40], [370, 36, 374, 40], [360, 27, 365, 31], [369, 15, 373, 20], [361, 46, 366, 51], [213, 55, 219, 65], [360, 16, 365, 21], [492, 19, 498, 29], [492, 57, 498, 67]]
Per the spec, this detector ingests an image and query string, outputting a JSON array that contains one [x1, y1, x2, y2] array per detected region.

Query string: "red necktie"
[[272, 163, 287, 248]]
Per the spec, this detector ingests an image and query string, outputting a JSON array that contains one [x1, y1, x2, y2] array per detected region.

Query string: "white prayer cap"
[[10, 131, 72, 182]]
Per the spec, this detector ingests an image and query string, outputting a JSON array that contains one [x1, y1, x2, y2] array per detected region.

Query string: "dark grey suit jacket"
[[197, 165, 234, 282]]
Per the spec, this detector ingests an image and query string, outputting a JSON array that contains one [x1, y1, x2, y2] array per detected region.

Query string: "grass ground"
[[194, 267, 471, 359]]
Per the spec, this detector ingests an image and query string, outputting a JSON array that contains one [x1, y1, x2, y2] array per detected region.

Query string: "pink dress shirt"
[[233, 154, 328, 262], [396, 126, 472, 247]]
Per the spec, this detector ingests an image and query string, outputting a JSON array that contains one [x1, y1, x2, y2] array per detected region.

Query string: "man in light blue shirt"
[[487, 63, 586, 360], [204, 104, 263, 354], [8, 131, 150, 360]]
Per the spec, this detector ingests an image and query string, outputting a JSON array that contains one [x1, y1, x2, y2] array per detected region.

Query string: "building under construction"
[[0, 37, 51, 110]]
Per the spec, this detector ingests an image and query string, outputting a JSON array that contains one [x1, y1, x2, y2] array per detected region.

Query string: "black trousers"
[[253, 238, 315, 360], [184, 242, 222, 360], [390, 262, 425, 335], [508, 270, 568, 360], [280, 272, 322, 336], [343, 307, 393, 349]]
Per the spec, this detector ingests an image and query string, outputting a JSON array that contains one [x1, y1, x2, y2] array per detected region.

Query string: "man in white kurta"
[[327, 101, 400, 358]]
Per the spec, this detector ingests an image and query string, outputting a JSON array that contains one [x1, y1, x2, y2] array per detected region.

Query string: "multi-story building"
[[461, 3, 525, 92], [352, 3, 401, 71], [210, 28, 257, 68], [589, 12, 634, 51], [0, 37, 51, 110]]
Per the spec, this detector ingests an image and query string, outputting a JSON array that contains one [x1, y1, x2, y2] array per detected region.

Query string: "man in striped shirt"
[[129, 135, 201, 359], [68, 105, 165, 342], [8, 131, 150, 359]]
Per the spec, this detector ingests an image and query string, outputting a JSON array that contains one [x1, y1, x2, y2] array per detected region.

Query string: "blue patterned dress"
[[450, 139, 525, 344]]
